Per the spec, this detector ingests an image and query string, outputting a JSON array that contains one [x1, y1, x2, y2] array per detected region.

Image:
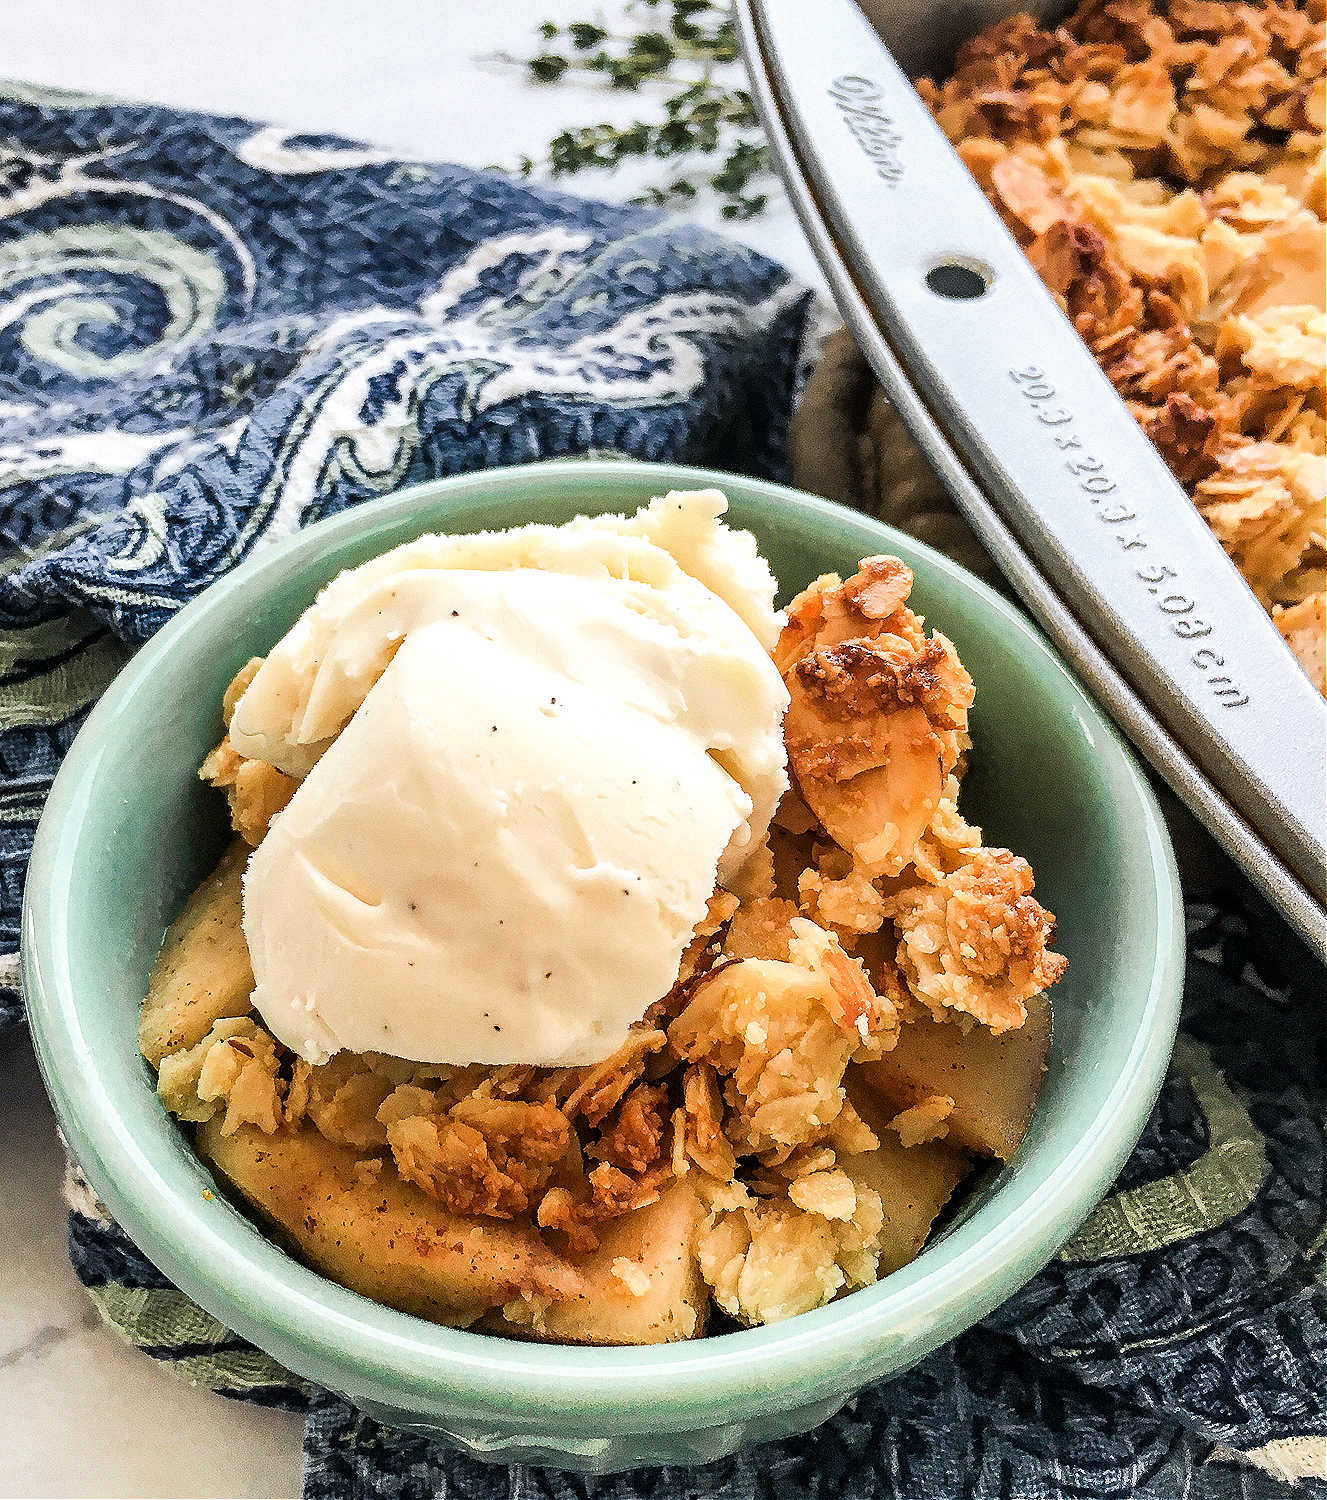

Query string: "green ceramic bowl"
[[24, 460, 1183, 1472]]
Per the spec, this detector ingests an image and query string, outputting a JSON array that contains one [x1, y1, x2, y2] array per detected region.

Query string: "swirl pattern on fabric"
[[0, 87, 814, 1021]]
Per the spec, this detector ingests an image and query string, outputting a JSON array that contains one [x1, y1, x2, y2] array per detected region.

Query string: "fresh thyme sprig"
[[503, 0, 771, 220]]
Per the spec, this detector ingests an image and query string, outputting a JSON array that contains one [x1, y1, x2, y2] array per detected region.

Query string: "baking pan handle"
[[749, 0, 1326, 897]]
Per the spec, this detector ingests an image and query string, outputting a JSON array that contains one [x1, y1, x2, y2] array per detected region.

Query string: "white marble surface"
[[0, 5, 823, 1496]]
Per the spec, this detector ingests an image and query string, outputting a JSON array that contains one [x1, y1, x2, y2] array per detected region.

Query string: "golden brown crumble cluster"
[[918, 0, 1326, 690], [150, 558, 1065, 1331]]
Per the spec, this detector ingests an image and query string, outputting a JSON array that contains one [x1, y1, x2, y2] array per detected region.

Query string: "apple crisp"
[[143, 556, 1065, 1343], [918, 0, 1326, 690]]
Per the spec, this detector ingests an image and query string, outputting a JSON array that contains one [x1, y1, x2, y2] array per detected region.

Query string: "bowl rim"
[[23, 458, 1184, 1433]]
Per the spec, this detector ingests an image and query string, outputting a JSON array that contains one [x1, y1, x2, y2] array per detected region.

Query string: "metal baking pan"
[[736, 0, 1327, 961]]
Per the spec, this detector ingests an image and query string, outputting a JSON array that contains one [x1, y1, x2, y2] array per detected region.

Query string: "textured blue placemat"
[[3, 84, 1324, 1496]]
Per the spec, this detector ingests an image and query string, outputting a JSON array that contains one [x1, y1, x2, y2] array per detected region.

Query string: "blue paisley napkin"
[[3, 85, 1324, 1498]]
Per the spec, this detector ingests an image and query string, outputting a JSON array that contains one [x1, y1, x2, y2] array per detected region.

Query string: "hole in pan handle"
[[924, 260, 992, 300]]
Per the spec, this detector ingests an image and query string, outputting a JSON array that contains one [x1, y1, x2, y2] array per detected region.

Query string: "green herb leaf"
[[568, 22, 607, 49], [529, 53, 569, 83]]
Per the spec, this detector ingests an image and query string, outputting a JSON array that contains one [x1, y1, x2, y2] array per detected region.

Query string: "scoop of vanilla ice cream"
[[232, 491, 789, 1067]]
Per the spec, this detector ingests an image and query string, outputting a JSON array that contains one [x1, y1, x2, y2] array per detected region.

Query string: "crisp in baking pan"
[[738, 0, 1327, 959]]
